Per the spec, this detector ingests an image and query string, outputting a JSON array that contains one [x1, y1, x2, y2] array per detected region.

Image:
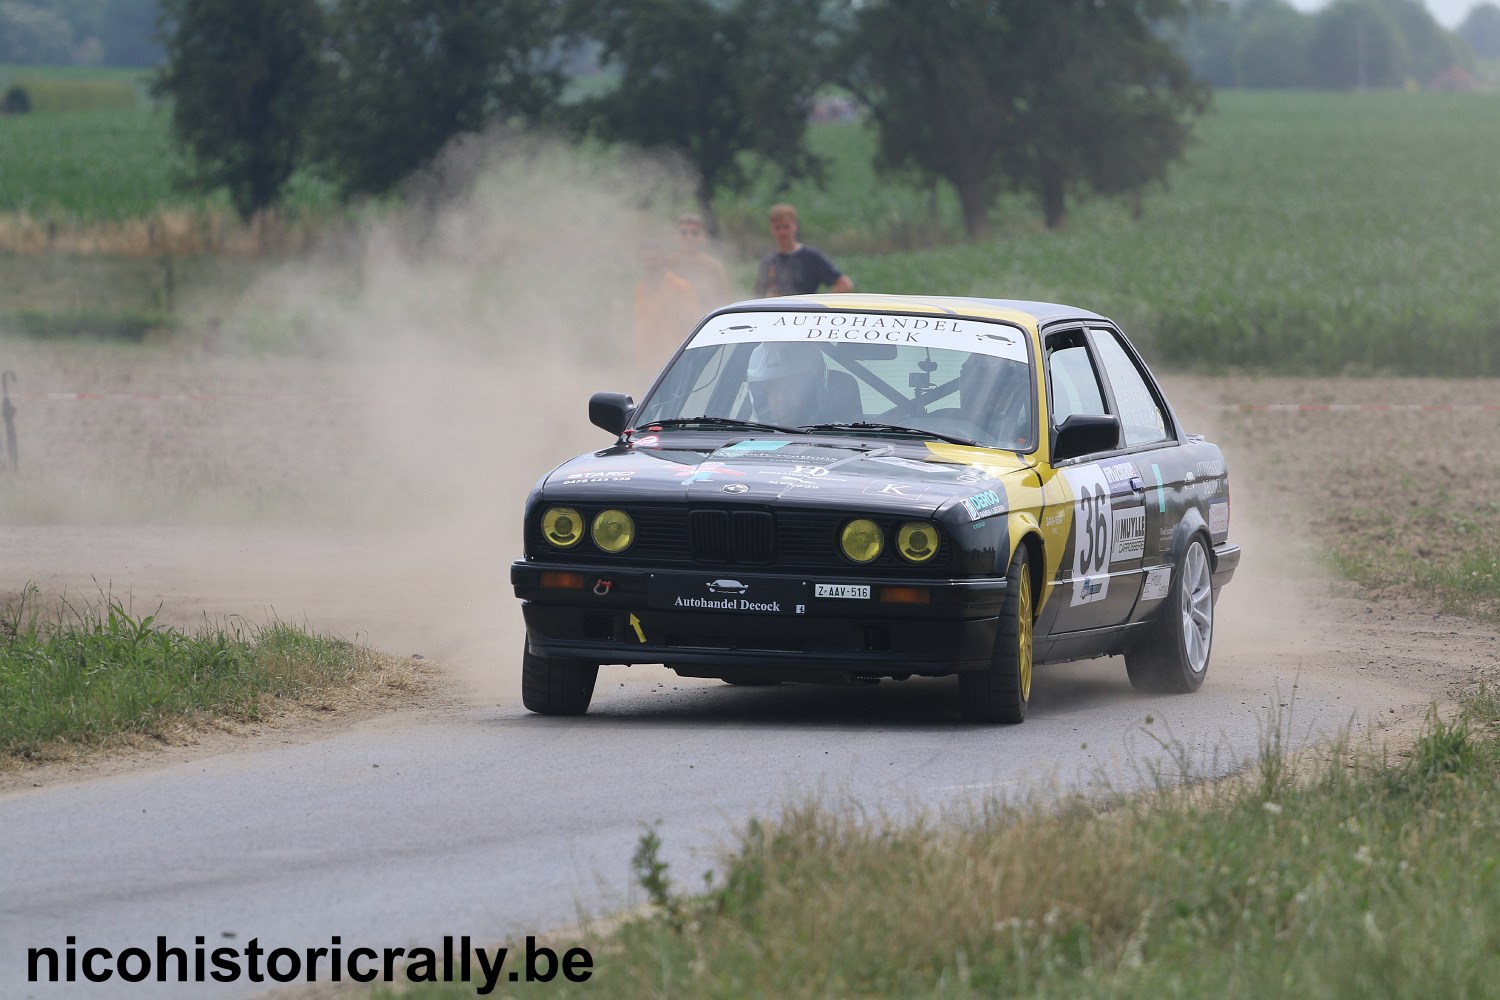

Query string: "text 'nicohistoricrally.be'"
[[27, 935, 592, 994]]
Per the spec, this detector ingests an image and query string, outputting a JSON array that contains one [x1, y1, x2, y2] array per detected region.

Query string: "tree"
[[1377, 0, 1470, 83], [575, 0, 834, 233], [154, 0, 323, 220], [102, 0, 161, 67], [1307, 0, 1408, 88], [1459, 2, 1500, 58], [0, 2, 74, 64], [310, 0, 573, 199], [844, 0, 1211, 235], [1234, 0, 1312, 88]]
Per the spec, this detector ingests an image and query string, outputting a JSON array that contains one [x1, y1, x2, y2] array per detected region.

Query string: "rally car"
[[512, 294, 1239, 723]]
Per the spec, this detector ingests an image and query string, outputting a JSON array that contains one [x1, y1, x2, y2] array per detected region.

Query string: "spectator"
[[753, 203, 853, 297], [666, 213, 732, 307], [634, 242, 700, 372]]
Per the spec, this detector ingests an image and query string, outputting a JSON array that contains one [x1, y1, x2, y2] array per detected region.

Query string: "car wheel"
[[1125, 534, 1213, 694], [521, 645, 599, 715], [959, 545, 1033, 724]]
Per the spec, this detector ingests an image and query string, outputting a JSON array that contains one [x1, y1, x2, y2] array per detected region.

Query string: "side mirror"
[[1052, 413, 1120, 462], [588, 392, 635, 436]]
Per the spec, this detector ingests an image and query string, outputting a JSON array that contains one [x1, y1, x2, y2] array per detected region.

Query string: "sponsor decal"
[[861, 482, 929, 502], [686, 312, 1029, 363], [631, 435, 660, 449], [675, 462, 747, 484], [1110, 506, 1147, 562], [788, 464, 831, 477], [722, 440, 789, 453], [1100, 460, 1140, 496], [1063, 465, 1114, 606], [673, 595, 784, 612], [1196, 459, 1225, 478], [1141, 566, 1172, 602], [707, 579, 748, 594], [960, 488, 1006, 520], [815, 583, 871, 599], [721, 483, 749, 494], [560, 469, 635, 485], [871, 455, 965, 475], [1209, 500, 1230, 537]]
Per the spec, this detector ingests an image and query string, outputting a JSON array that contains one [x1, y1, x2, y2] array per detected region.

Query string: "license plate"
[[814, 584, 870, 600]]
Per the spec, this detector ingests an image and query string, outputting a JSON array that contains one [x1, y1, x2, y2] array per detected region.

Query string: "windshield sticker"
[[689, 311, 1029, 363]]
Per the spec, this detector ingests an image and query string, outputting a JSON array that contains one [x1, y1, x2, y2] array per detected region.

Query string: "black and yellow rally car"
[[512, 294, 1239, 723]]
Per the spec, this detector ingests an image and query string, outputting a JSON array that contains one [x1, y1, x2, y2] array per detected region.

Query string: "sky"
[[1285, 0, 1480, 28]]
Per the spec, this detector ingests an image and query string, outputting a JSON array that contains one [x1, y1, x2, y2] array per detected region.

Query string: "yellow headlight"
[[840, 518, 884, 564], [542, 507, 584, 548], [592, 509, 636, 553], [897, 522, 939, 564]]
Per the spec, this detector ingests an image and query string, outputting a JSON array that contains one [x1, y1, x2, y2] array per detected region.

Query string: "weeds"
[[0, 586, 368, 758]]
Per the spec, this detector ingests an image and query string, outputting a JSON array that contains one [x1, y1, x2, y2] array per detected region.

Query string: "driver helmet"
[[746, 342, 827, 425], [959, 353, 1032, 446]]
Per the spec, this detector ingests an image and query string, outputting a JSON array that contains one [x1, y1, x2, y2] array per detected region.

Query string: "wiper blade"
[[800, 421, 978, 447], [648, 415, 805, 434]]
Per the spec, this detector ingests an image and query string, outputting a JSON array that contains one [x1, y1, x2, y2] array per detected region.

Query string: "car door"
[[1086, 324, 1192, 621], [1037, 327, 1149, 635]]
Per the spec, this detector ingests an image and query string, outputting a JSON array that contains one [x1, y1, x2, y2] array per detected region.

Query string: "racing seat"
[[824, 369, 863, 423]]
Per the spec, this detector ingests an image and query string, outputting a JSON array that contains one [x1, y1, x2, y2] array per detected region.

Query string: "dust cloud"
[[0, 132, 744, 702]]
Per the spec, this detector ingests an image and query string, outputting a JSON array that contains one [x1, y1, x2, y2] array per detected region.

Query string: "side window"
[[1046, 331, 1107, 428], [1092, 330, 1169, 447]]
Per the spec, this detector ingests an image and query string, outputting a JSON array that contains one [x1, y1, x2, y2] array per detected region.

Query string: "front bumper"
[[512, 560, 1009, 676]]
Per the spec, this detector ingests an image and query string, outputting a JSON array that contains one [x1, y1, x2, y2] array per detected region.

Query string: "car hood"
[[541, 437, 1035, 517]]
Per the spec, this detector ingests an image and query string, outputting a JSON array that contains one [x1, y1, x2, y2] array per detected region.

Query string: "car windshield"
[[634, 309, 1037, 451]]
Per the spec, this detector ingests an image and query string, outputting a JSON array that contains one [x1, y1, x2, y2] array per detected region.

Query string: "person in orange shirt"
[[665, 212, 732, 308], [634, 242, 700, 374]]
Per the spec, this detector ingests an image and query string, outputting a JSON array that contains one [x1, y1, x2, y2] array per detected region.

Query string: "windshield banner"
[[688, 311, 1029, 364]]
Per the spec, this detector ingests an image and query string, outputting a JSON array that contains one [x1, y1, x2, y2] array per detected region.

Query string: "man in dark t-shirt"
[[753, 203, 855, 297]]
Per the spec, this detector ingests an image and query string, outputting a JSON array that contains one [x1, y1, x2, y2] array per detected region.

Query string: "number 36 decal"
[[1063, 465, 1112, 606]]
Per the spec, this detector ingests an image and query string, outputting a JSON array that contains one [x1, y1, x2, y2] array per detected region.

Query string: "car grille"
[[689, 510, 774, 564], [528, 504, 951, 573]]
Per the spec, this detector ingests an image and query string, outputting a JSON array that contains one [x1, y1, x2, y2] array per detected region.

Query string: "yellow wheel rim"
[[1018, 569, 1033, 702]]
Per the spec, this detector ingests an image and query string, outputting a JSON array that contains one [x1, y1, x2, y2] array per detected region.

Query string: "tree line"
[[0, 0, 159, 66], [1179, 0, 1487, 90], [152, 0, 1476, 239]]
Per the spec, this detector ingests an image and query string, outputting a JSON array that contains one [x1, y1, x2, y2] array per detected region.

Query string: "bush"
[[2, 85, 28, 114]]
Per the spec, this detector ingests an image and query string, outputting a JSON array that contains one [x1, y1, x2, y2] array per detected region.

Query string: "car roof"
[[716, 292, 1109, 330]]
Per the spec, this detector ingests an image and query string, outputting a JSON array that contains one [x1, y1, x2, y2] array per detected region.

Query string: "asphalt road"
[[2, 609, 1442, 999]]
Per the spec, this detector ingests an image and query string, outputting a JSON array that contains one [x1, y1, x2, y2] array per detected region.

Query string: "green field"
[[1, 89, 1498, 374]]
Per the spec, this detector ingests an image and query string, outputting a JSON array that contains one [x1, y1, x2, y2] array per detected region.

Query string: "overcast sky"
[[1285, 0, 1480, 28]]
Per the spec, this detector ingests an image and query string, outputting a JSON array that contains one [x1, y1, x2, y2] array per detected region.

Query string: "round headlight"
[[840, 518, 884, 564], [592, 509, 636, 553], [896, 522, 939, 564], [542, 507, 584, 548]]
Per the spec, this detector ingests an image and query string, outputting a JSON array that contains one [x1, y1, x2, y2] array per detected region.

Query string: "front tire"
[[521, 645, 599, 715], [959, 545, 1034, 724], [1125, 534, 1213, 694]]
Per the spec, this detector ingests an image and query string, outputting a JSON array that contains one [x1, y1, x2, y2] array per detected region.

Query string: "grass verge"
[[391, 693, 1500, 998], [0, 586, 378, 760]]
